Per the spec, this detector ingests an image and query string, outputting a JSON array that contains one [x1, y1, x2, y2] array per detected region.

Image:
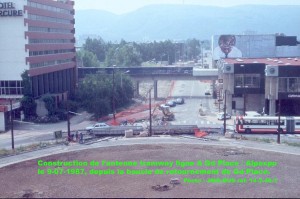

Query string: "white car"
[[86, 123, 110, 131], [217, 113, 231, 120], [245, 111, 261, 117]]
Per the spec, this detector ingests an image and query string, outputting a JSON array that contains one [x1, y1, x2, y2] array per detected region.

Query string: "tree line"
[[77, 38, 210, 67], [21, 70, 134, 121]]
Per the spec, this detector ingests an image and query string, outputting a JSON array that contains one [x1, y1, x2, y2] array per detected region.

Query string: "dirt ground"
[[0, 144, 299, 198]]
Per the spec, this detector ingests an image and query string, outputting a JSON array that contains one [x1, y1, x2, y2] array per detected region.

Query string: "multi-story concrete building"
[[0, 0, 76, 131], [214, 34, 300, 117], [218, 57, 300, 116]]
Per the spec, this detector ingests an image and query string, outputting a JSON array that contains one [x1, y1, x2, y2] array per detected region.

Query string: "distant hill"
[[75, 5, 300, 43]]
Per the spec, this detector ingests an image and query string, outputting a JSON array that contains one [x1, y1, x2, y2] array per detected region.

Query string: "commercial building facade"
[[0, 0, 76, 131], [218, 58, 300, 116], [214, 33, 300, 117]]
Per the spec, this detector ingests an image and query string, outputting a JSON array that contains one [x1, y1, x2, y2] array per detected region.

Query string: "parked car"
[[86, 123, 110, 132], [217, 113, 231, 120], [205, 90, 211, 95], [166, 100, 176, 107], [245, 111, 261, 117], [175, 98, 185, 104]]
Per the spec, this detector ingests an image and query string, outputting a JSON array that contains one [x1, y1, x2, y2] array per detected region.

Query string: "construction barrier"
[[194, 128, 208, 138]]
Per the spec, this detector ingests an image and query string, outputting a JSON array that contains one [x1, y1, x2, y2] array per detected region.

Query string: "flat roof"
[[223, 57, 300, 66]]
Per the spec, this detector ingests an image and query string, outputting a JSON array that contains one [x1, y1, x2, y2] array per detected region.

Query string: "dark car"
[[175, 98, 185, 104], [205, 90, 211, 95], [166, 100, 176, 107]]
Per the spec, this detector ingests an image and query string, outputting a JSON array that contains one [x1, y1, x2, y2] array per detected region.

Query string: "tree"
[[75, 72, 134, 118], [105, 44, 142, 67], [21, 71, 37, 119], [185, 39, 200, 60], [77, 50, 101, 67], [21, 96, 37, 119], [83, 37, 107, 62], [21, 70, 32, 97], [42, 95, 56, 116]]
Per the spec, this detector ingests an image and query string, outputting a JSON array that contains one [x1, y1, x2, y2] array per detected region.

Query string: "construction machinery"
[[159, 105, 175, 121]]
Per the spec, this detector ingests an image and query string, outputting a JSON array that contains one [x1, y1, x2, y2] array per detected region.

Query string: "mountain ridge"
[[75, 4, 300, 42]]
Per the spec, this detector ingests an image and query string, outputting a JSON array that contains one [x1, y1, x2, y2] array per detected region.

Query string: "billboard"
[[212, 34, 276, 60]]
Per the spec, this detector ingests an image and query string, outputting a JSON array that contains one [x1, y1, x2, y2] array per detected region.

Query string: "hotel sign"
[[0, 2, 23, 17]]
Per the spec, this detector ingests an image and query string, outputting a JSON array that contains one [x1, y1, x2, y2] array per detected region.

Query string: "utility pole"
[[67, 111, 71, 141], [277, 99, 281, 144], [10, 99, 14, 150], [223, 90, 227, 135], [241, 65, 246, 115], [201, 41, 204, 68], [149, 88, 152, 136], [112, 66, 116, 120]]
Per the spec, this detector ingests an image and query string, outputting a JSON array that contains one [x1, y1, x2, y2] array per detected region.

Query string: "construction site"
[[84, 79, 218, 139]]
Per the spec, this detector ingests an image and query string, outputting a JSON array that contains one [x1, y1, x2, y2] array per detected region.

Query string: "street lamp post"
[[66, 110, 82, 141]]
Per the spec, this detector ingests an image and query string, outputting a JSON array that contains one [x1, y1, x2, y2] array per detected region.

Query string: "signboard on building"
[[279, 93, 300, 99], [212, 34, 276, 60], [0, 2, 23, 17]]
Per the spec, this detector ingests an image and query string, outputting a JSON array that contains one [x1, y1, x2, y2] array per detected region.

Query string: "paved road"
[[0, 79, 299, 150], [169, 80, 231, 128], [0, 111, 93, 149]]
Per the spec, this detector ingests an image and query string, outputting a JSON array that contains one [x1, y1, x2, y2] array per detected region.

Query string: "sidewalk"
[[1, 135, 300, 169]]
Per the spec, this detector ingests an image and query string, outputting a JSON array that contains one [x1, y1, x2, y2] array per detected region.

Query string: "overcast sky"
[[75, 0, 300, 14]]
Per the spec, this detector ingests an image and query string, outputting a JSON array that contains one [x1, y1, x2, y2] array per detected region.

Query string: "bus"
[[234, 116, 300, 134]]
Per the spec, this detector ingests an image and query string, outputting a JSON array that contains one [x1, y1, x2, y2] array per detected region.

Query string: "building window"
[[235, 75, 243, 87], [29, 39, 72, 44], [28, 26, 72, 34], [279, 78, 288, 92], [0, 81, 23, 95], [289, 78, 298, 92], [29, 49, 73, 57], [235, 74, 260, 88], [28, 14, 71, 24], [28, 1, 72, 14], [30, 59, 73, 69], [279, 77, 300, 93]]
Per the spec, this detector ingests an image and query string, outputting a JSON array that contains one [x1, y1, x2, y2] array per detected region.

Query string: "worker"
[[79, 132, 83, 144], [75, 131, 79, 141]]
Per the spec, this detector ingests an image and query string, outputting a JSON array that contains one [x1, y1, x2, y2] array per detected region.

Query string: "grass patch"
[[245, 137, 300, 147], [0, 149, 12, 156], [282, 141, 300, 147], [0, 140, 65, 158], [246, 137, 274, 143]]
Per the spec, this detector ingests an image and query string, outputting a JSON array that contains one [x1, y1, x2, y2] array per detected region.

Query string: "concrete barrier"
[[125, 129, 134, 138]]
